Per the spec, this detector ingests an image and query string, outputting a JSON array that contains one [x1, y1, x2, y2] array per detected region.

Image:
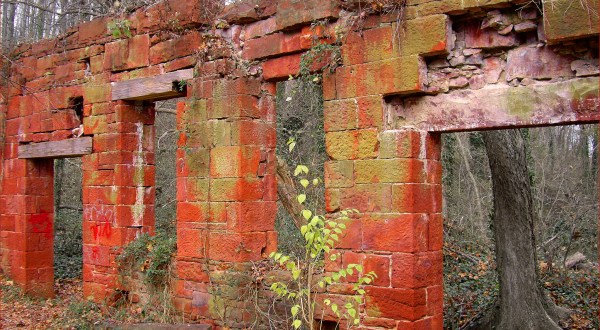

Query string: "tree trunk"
[[276, 155, 307, 230], [471, 129, 567, 329]]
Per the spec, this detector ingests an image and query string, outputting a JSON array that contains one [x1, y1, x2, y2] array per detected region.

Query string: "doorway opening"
[[441, 125, 598, 328]]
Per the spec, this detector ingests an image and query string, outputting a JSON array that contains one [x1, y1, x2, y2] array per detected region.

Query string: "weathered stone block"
[[543, 0, 599, 43], [395, 14, 452, 56], [335, 56, 425, 98]]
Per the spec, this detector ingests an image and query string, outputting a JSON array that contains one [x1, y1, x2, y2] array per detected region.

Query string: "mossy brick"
[[324, 160, 354, 188], [209, 177, 264, 201], [226, 201, 277, 232], [83, 115, 109, 135], [335, 56, 425, 98], [365, 286, 427, 321], [543, 0, 599, 43], [177, 177, 209, 202], [391, 251, 443, 289], [379, 130, 422, 159], [355, 159, 426, 184], [209, 146, 261, 178], [325, 128, 379, 160], [322, 71, 337, 101], [208, 95, 260, 119], [342, 26, 394, 66], [212, 78, 262, 98], [149, 31, 203, 64], [362, 214, 428, 253], [83, 85, 111, 104], [276, 0, 338, 31], [323, 99, 357, 132], [391, 183, 442, 213], [357, 96, 384, 128], [83, 170, 115, 186], [394, 14, 452, 56], [179, 99, 208, 129], [103, 34, 150, 72], [181, 121, 231, 149], [179, 148, 210, 178], [336, 184, 393, 213]]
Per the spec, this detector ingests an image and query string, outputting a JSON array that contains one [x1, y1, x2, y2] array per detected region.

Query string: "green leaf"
[[293, 320, 302, 329], [288, 142, 296, 152], [300, 179, 309, 188], [291, 305, 299, 317], [348, 308, 356, 318], [329, 254, 337, 261], [345, 303, 353, 309], [300, 225, 308, 235], [324, 298, 331, 305], [312, 178, 319, 186], [355, 265, 363, 272], [297, 194, 306, 204], [302, 209, 312, 220], [331, 304, 338, 314]]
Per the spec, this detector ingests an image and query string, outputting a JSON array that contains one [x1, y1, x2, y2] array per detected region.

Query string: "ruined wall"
[[0, 0, 597, 329]]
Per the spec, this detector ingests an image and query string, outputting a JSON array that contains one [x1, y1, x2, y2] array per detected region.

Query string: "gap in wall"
[[441, 124, 598, 329]]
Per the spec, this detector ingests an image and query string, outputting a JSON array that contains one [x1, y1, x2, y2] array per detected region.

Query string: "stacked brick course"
[[0, 0, 597, 328]]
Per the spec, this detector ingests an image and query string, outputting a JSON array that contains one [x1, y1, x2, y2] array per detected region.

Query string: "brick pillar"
[[0, 157, 54, 298], [325, 125, 443, 327], [82, 101, 155, 301], [174, 77, 277, 321]]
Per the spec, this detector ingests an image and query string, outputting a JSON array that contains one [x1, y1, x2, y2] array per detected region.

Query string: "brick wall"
[[0, 0, 597, 328]]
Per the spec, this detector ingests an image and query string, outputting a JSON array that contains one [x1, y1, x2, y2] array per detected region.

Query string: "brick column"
[[324, 100, 443, 328], [0, 157, 55, 298], [82, 101, 155, 301], [174, 77, 277, 321]]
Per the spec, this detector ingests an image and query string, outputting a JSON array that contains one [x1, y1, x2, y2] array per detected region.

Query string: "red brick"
[[262, 53, 301, 81], [428, 214, 443, 251], [176, 261, 209, 282], [83, 245, 111, 267], [177, 202, 209, 223], [177, 228, 206, 259], [226, 201, 277, 232], [78, 18, 108, 43], [391, 252, 443, 289], [391, 183, 442, 213], [104, 34, 150, 72], [362, 214, 428, 253], [365, 286, 427, 321], [207, 232, 266, 262], [149, 31, 203, 64]]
